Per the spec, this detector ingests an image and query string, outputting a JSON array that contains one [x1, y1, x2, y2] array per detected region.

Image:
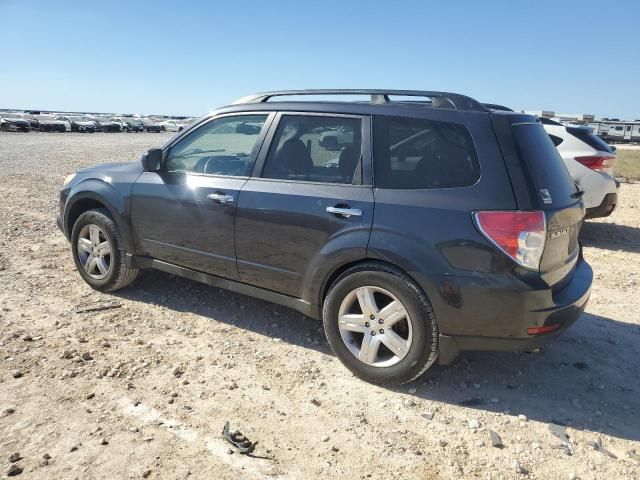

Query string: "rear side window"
[[513, 124, 577, 208], [373, 116, 480, 189], [566, 127, 613, 153]]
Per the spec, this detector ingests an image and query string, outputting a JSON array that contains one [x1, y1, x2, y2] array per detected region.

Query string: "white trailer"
[[591, 120, 640, 143]]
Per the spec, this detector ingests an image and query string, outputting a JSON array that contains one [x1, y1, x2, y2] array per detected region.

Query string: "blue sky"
[[1, 0, 638, 118]]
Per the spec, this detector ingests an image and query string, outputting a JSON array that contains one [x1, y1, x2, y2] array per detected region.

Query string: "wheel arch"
[[64, 188, 134, 253], [319, 258, 432, 310]]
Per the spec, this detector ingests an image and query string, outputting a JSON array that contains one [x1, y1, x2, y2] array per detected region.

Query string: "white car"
[[319, 126, 354, 150], [542, 118, 618, 219], [159, 120, 186, 132]]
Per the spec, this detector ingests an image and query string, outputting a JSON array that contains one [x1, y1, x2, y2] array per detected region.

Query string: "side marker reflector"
[[527, 324, 559, 335]]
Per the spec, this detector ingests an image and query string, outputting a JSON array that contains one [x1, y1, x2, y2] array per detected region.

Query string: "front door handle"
[[326, 206, 362, 218], [206, 192, 234, 204]]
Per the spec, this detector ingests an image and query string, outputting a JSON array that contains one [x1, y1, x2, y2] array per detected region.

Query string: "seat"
[[338, 147, 360, 183], [414, 139, 469, 188], [265, 138, 313, 179]]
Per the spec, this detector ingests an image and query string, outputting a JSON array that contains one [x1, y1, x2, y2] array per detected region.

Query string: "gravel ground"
[[0, 132, 639, 480]]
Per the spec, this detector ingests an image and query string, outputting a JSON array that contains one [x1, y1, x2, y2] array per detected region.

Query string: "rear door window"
[[261, 115, 362, 184], [373, 116, 480, 189]]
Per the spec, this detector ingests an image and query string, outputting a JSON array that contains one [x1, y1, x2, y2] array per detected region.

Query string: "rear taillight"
[[474, 211, 546, 270], [575, 155, 615, 174]]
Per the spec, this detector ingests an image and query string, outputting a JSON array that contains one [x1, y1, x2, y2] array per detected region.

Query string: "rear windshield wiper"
[[571, 189, 584, 199], [570, 181, 584, 199]]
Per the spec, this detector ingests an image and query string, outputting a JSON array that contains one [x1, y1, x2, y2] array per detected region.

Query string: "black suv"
[[57, 90, 592, 385]]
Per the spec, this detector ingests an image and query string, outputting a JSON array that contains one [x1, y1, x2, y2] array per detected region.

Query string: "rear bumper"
[[437, 257, 592, 364], [585, 192, 617, 219]]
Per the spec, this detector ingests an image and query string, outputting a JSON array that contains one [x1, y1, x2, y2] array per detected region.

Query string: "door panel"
[[131, 172, 245, 279], [235, 180, 374, 297], [130, 112, 273, 280], [235, 112, 373, 299]]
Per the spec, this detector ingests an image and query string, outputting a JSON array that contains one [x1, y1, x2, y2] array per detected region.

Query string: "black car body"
[[19, 115, 40, 130], [37, 116, 68, 132], [1, 115, 31, 132], [142, 121, 163, 133], [97, 119, 123, 133], [57, 89, 592, 385], [124, 119, 144, 132]]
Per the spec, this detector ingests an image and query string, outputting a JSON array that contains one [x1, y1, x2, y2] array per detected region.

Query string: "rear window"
[[566, 127, 612, 153], [373, 116, 480, 189], [513, 124, 577, 208]]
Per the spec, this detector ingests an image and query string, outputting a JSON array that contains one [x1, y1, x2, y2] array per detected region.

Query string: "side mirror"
[[141, 148, 163, 171], [609, 145, 617, 152]]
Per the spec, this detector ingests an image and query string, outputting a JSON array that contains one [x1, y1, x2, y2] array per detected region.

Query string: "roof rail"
[[482, 103, 514, 112], [232, 89, 488, 112]]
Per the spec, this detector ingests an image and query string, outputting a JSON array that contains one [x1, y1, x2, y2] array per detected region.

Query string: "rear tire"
[[323, 262, 439, 385], [71, 208, 138, 292]]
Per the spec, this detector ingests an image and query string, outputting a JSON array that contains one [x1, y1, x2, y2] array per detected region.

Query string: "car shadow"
[[404, 310, 640, 442], [116, 271, 640, 443], [580, 221, 640, 254]]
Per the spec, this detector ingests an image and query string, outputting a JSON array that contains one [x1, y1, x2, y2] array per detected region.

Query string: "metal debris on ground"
[[628, 450, 640, 462], [588, 438, 617, 459], [222, 421, 257, 455], [74, 300, 123, 314], [489, 430, 503, 448], [549, 422, 573, 455]]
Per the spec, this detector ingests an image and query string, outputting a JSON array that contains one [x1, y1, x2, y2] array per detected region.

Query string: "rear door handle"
[[206, 192, 234, 204], [326, 206, 362, 218]]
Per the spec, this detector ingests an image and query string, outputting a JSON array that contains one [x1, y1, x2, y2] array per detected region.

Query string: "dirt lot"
[[0, 132, 639, 480], [614, 147, 640, 181]]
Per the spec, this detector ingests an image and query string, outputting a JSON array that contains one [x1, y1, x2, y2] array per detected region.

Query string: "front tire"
[[323, 263, 439, 385], [71, 208, 138, 292]]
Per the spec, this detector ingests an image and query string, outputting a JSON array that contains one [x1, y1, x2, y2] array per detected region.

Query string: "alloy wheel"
[[337, 286, 413, 367], [76, 224, 112, 279]]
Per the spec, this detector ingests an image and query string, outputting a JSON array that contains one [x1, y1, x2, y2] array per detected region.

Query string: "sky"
[[1, 0, 638, 118]]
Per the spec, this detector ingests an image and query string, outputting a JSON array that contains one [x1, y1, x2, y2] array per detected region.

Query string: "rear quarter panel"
[[367, 112, 519, 334]]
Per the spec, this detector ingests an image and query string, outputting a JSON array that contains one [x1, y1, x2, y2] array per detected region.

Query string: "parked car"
[[36, 116, 68, 132], [110, 118, 144, 133], [95, 118, 123, 133], [57, 89, 592, 385], [142, 120, 163, 133], [55, 116, 96, 133], [16, 114, 40, 131], [483, 105, 619, 220], [160, 120, 186, 132], [0, 114, 31, 132], [541, 118, 618, 218]]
